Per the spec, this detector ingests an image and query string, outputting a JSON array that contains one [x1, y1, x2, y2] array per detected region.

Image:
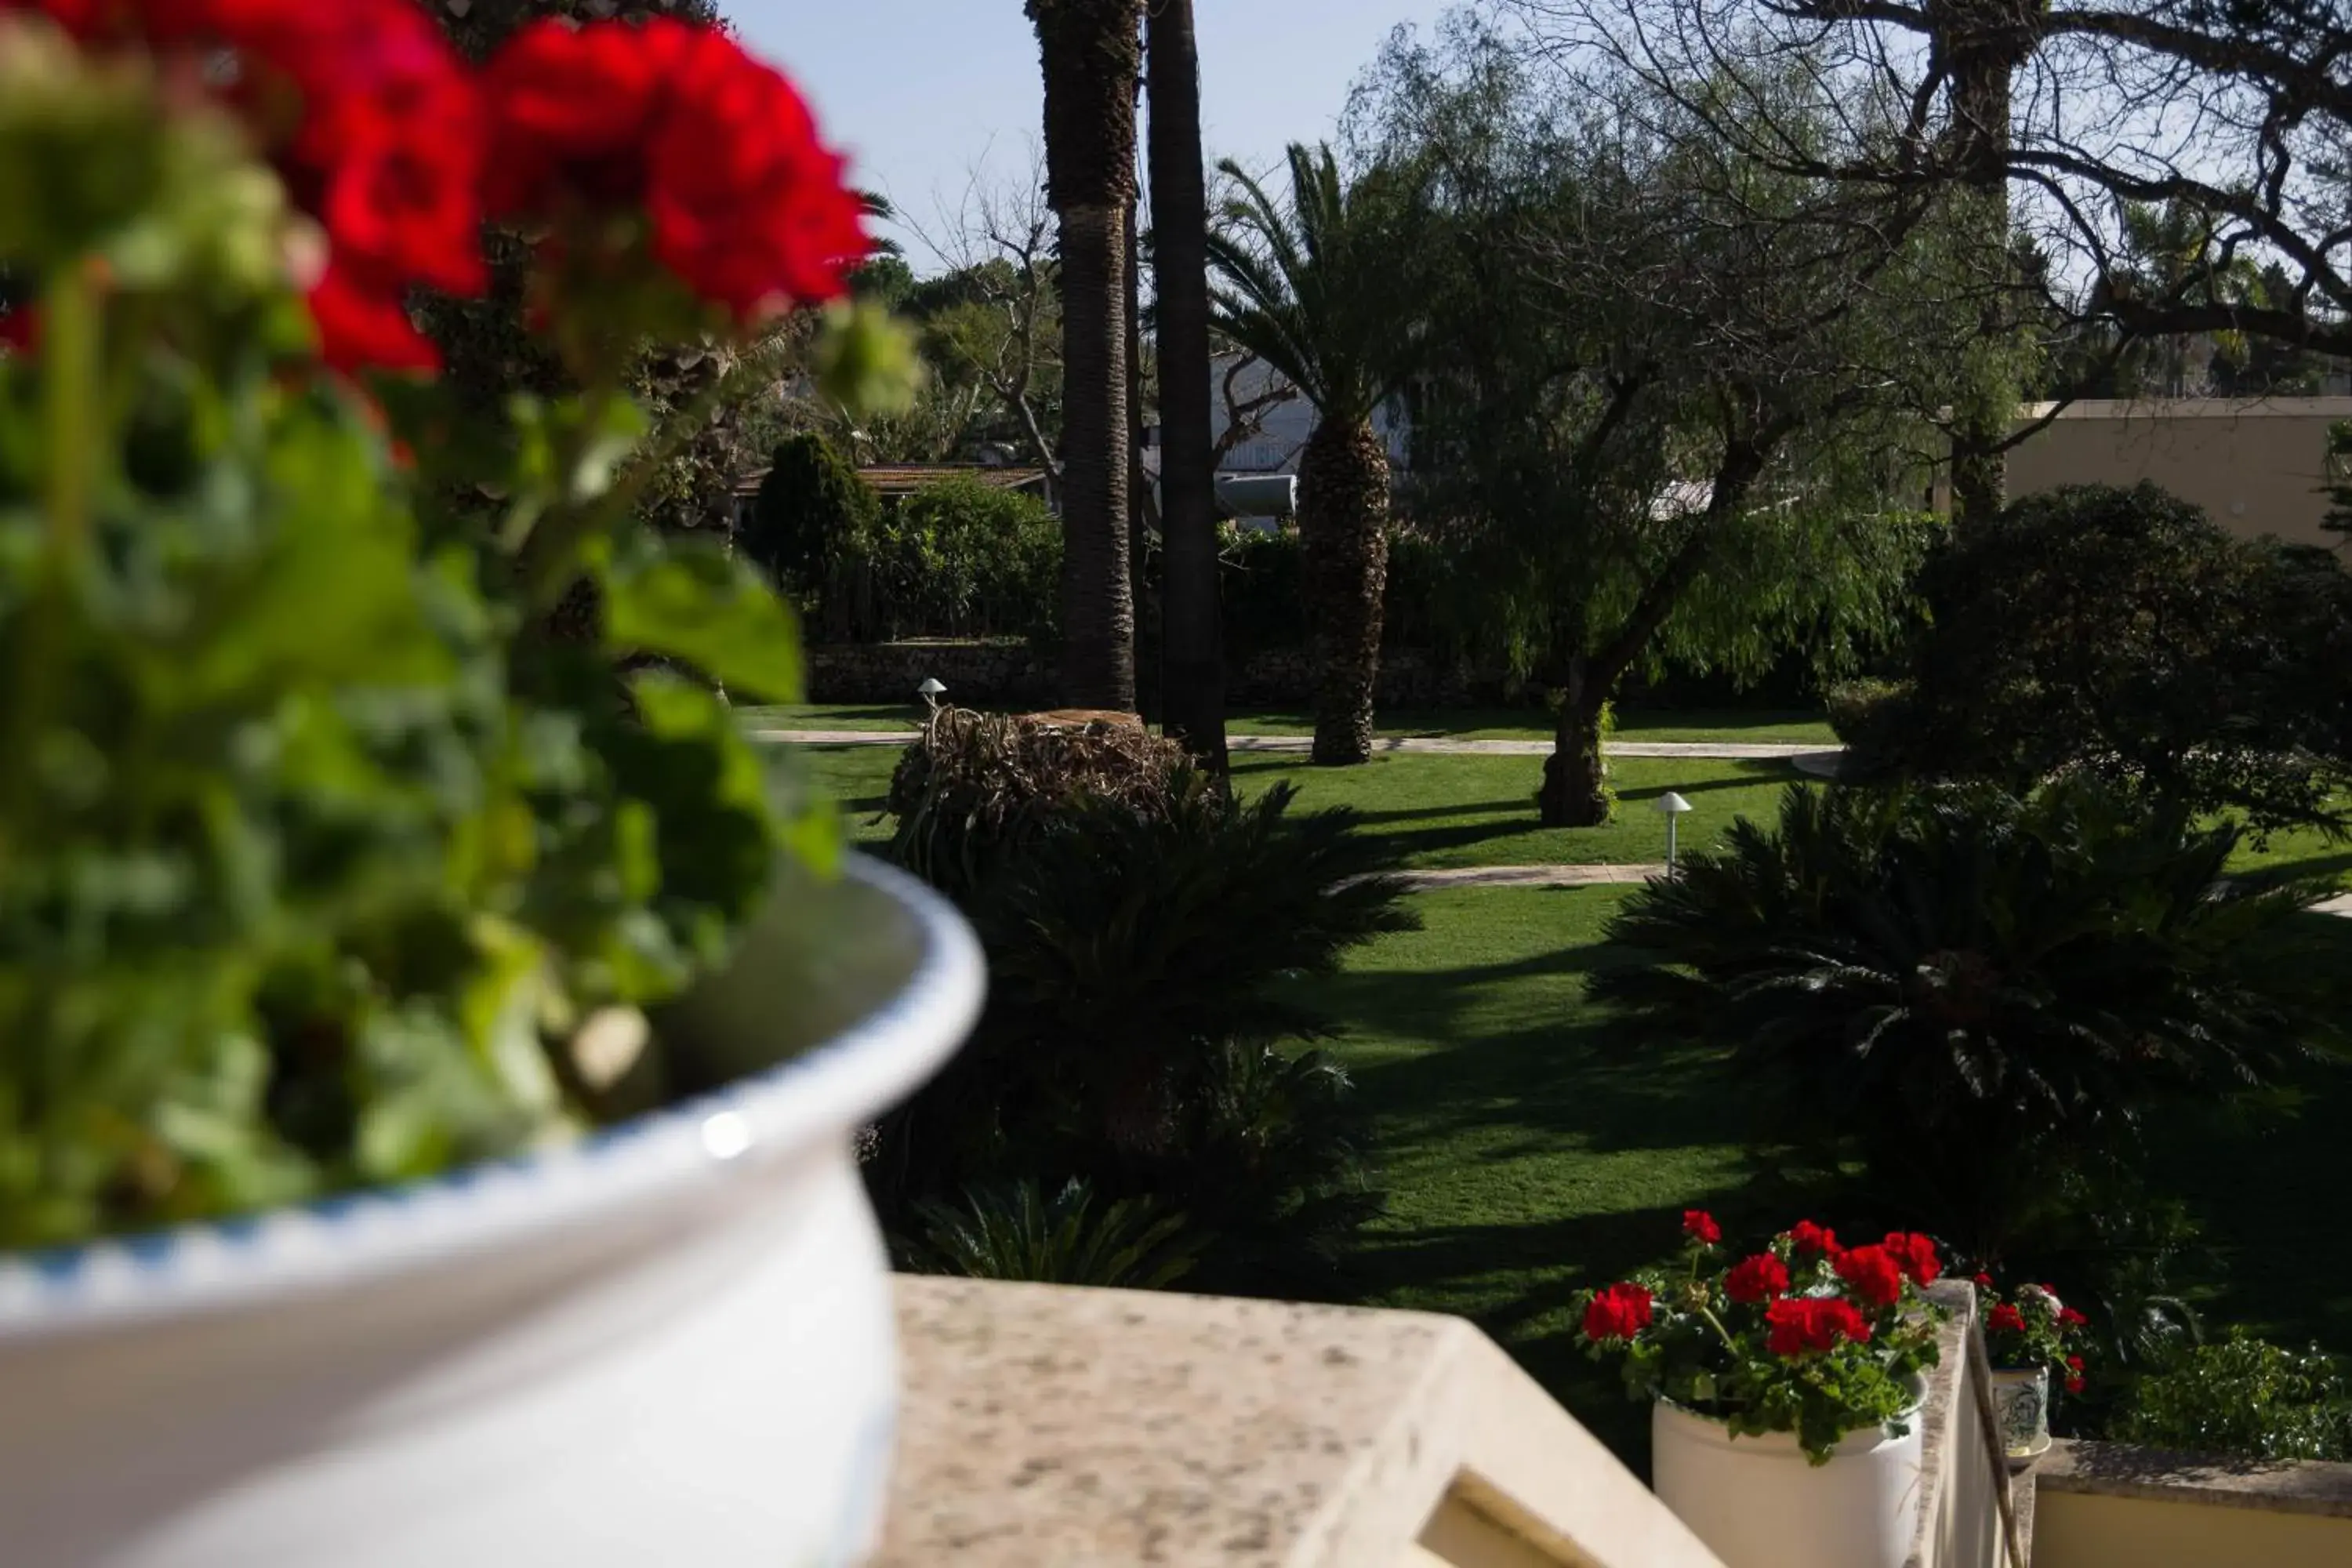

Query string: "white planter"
[[1991, 1365, 2053, 1459], [0, 855, 982, 1568], [1652, 1395, 1926, 1568]]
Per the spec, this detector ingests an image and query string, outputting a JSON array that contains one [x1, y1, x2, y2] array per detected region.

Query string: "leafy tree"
[[1027, 0, 1145, 710], [1591, 781, 2339, 1259], [742, 434, 879, 641], [1874, 483, 2352, 834], [1208, 145, 1421, 764], [1355, 29, 1946, 823], [1534, 0, 2352, 516]]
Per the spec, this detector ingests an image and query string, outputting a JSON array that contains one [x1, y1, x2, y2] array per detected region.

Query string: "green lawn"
[[1298, 887, 2352, 1468], [802, 741, 1803, 870], [749, 701, 1840, 747], [804, 739, 2352, 884]]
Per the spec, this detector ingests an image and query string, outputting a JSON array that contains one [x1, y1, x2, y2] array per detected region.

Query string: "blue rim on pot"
[[0, 855, 984, 1336]]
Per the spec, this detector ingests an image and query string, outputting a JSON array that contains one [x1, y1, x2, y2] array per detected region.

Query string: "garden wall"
[[806, 641, 1480, 711]]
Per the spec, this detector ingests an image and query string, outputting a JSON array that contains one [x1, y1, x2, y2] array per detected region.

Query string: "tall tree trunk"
[[1298, 417, 1389, 765], [1938, 0, 2038, 532], [1148, 0, 1227, 772], [1030, 0, 1144, 711], [1539, 656, 1611, 828], [1127, 195, 1156, 708]]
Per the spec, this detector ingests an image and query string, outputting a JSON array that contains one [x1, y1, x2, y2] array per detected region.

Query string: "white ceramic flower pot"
[[1991, 1365, 2053, 1459], [0, 855, 983, 1568], [1652, 1395, 1926, 1568]]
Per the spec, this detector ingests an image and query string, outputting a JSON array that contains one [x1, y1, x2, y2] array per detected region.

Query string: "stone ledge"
[[2037, 1439, 2352, 1519], [873, 1276, 1725, 1568]]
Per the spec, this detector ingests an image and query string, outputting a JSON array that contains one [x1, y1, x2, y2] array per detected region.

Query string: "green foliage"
[[1887, 483, 2352, 834], [1578, 1221, 1945, 1465], [755, 467, 1061, 645], [875, 750, 1416, 1287], [0, 40, 828, 1246], [884, 709, 1191, 904], [743, 432, 879, 635], [2326, 420, 2352, 541], [891, 1177, 1208, 1290], [1217, 522, 1468, 660], [2112, 1334, 2352, 1461], [1591, 781, 2338, 1258]]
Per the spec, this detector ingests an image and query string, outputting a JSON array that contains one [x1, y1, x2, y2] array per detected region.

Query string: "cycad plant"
[[893, 1178, 1207, 1291], [1591, 781, 2338, 1259], [1208, 144, 1419, 764]]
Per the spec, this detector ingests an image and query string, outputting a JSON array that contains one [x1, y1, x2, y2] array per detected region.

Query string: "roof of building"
[[731, 463, 1051, 498]]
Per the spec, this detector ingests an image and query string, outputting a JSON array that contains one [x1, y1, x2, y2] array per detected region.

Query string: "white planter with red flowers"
[[1977, 1276, 2092, 1460], [1579, 1214, 1949, 1568], [0, 858, 984, 1568], [1653, 1384, 1928, 1568]]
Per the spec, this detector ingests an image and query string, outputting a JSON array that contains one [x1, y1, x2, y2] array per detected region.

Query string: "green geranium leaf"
[[599, 535, 805, 703]]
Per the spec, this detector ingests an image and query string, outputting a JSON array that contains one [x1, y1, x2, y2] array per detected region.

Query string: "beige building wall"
[[2002, 397, 2352, 547], [2033, 1488, 2352, 1568]]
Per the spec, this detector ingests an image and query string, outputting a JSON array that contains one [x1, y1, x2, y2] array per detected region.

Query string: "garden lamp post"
[[1655, 790, 1693, 873], [917, 677, 946, 714]]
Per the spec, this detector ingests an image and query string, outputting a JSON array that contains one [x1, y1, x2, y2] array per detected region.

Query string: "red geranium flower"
[[1582, 1283, 1653, 1343], [12, 0, 488, 372], [1988, 1304, 2027, 1334], [1835, 1243, 1906, 1308], [1787, 1220, 1839, 1261], [1765, 1297, 1872, 1356], [1682, 1210, 1722, 1246], [1882, 1232, 1941, 1287], [1972, 1272, 1995, 1290], [2058, 1306, 2089, 1328], [484, 18, 867, 324], [2064, 1356, 2086, 1394], [1725, 1253, 1791, 1305]]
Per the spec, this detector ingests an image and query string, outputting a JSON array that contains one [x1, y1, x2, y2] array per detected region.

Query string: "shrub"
[[884, 709, 1191, 903], [880, 475, 1059, 643], [1590, 781, 2338, 1259], [2111, 1334, 2352, 1461], [891, 1178, 1207, 1290], [743, 433, 880, 639], [873, 750, 1418, 1287], [1886, 483, 2352, 834]]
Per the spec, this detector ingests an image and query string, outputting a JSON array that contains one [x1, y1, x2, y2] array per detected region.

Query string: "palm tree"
[[1147, 0, 1227, 771], [1208, 145, 1414, 764], [1027, 0, 1145, 712]]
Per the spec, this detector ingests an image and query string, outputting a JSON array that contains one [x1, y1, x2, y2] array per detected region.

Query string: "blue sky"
[[735, 2, 1457, 241]]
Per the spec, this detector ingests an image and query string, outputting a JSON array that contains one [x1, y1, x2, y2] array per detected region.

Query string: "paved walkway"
[[1388, 863, 1664, 891], [757, 728, 1841, 763]]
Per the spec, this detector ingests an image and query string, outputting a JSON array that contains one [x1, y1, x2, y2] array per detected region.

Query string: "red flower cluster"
[[15, 0, 486, 371], [2064, 1354, 2086, 1395], [1724, 1252, 1791, 1305], [1835, 1243, 1907, 1308], [1882, 1232, 1940, 1286], [481, 18, 867, 323], [1988, 1303, 2027, 1335], [2058, 1306, 2089, 1328], [1582, 1283, 1654, 1343], [1787, 1219, 1840, 1261], [1765, 1297, 1872, 1357], [1682, 1209, 1721, 1246], [13, 5, 866, 369]]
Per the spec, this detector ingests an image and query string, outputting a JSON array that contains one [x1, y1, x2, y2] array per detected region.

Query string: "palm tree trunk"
[[1030, 0, 1144, 711], [1147, 0, 1227, 772], [1298, 416, 1389, 765], [1943, 1, 2031, 532]]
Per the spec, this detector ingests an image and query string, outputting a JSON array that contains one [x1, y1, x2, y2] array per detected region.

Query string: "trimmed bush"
[[743, 434, 880, 641], [1885, 483, 2352, 833], [2111, 1334, 2352, 1461]]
